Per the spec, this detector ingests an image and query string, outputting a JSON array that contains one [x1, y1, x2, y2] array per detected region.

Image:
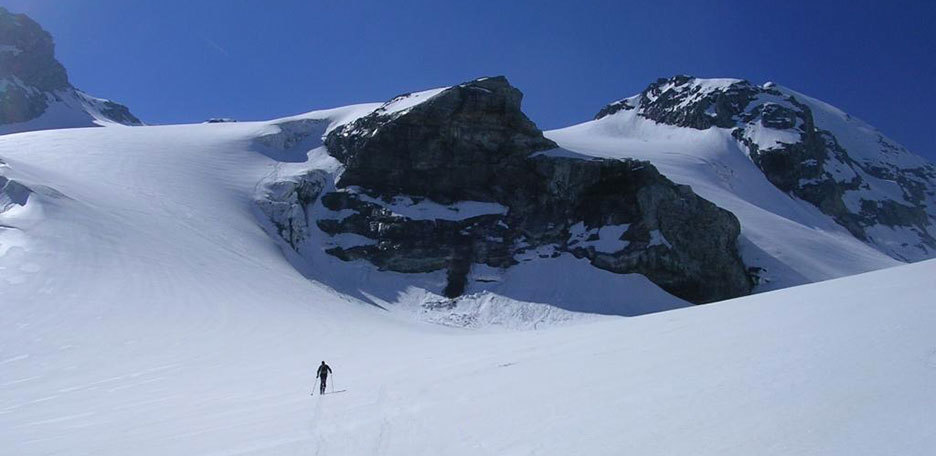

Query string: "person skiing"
[[315, 361, 332, 395]]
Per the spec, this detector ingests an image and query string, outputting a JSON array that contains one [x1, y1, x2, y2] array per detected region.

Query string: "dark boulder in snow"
[[0, 174, 32, 213], [317, 76, 752, 303]]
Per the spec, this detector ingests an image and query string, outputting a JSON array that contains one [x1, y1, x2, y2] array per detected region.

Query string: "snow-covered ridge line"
[[374, 87, 448, 117], [589, 74, 936, 263]]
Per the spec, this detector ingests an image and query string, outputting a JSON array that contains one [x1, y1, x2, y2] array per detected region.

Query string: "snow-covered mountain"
[[0, 7, 140, 135], [551, 77, 936, 291], [3, 148, 935, 456], [249, 75, 933, 312], [2, 13, 935, 451], [580, 75, 935, 263], [4, 73, 929, 324]]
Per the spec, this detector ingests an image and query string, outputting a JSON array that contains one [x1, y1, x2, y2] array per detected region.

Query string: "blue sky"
[[4, 0, 934, 158]]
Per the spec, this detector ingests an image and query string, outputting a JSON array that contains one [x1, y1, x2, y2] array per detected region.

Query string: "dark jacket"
[[316, 364, 332, 378]]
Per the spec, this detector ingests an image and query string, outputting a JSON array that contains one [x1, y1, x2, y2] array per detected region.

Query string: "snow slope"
[[547, 108, 902, 291], [1, 81, 934, 454], [1, 121, 934, 454], [1, 109, 934, 454]]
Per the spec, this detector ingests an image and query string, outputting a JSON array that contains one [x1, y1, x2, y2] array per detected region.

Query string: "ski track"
[[0, 118, 934, 454]]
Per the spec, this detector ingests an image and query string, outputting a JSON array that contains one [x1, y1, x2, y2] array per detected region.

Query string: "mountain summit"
[[587, 75, 936, 263], [0, 7, 140, 134]]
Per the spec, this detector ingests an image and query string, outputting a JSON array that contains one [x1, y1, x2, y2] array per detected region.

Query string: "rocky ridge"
[[596, 75, 936, 261], [305, 76, 752, 304]]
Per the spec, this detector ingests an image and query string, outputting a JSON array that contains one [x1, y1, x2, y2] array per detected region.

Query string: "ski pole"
[[330, 373, 335, 393]]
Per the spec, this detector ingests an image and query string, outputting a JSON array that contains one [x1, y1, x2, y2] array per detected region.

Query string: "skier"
[[315, 361, 332, 395]]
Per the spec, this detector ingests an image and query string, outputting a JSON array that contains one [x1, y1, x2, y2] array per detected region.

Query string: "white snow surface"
[[568, 221, 631, 253], [741, 117, 801, 150], [547, 109, 902, 290], [594, 76, 936, 262], [1, 96, 934, 454], [2, 149, 934, 454], [781, 86, 931, 169], [0, 104, 686, 454]]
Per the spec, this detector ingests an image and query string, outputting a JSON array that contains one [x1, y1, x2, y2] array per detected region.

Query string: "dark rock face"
[[0, 173, 33, 213], [315, 77, 752, 303], [0, 7, 69, 92], [0, 7, 139, 127], [0, 7, 67, 124], [629, 75, 758, 129], [593, 98, 635, 120], [326, 77, 558, 204], [597, 75, 936, 261]]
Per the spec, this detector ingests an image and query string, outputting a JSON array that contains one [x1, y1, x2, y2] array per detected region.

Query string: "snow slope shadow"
[[251, 118, 330, 163]]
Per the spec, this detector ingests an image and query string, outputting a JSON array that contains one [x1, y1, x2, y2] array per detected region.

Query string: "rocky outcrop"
[[0, 7, 140, 130], [325, 78, 558, 204], [0, 7, 69, 91], [597, 75, 936, 261], [0, 158, 32, 213], [314, 77, 752, 303]]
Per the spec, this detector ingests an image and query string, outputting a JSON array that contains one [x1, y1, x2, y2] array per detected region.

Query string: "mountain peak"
[[0, 6, 69, 92], [595, 75, 758, 127], [0, 7, 140, 133], [587, 75, 936, 262]]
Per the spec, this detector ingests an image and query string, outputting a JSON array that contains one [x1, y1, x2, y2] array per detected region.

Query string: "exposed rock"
[[597, 75, 936, 261], [313, 77, 752, 303], [0, 174, 32, 213], [0, 7, 69, 93], [0, 7, 140, 129], [325, 77, 558, 204], [593, 98, 635, 120]]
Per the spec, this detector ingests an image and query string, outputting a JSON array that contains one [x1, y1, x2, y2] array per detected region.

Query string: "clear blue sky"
[[4, 0, 934, 158]]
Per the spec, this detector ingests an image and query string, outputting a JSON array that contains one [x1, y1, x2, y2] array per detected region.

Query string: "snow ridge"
[[585, 75, 936, 264]]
